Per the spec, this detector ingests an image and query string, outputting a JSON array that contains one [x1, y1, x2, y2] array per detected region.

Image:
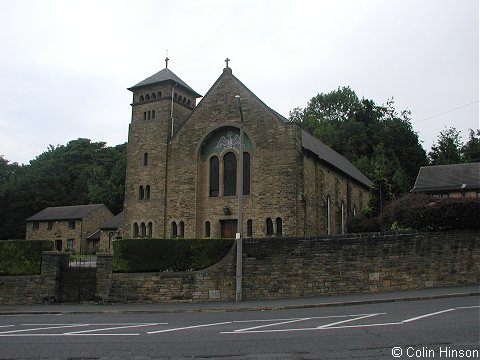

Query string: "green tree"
[[0, 139, 126, 239], [461, 129, 480, 163], [428, 127, 462, 165], [290, 87, 427, 199]]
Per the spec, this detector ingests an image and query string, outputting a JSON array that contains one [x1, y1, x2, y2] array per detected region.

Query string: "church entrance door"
[[220, 220, 237, 238]]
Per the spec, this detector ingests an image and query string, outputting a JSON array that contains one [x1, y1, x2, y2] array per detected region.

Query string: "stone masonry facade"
[[123, 65, 371, 240]]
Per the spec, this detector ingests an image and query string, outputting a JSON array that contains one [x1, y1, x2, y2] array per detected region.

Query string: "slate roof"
[[411, 162, 480, 193], [99, 212, 123, 230], [26, 204, 106, 222], [128, 68, 201, 97], [301, 130, 373, 188]]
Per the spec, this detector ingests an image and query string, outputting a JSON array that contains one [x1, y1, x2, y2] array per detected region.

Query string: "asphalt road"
[[0, 296, 478, 359]]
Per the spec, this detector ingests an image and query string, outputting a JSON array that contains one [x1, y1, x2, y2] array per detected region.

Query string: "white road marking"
[[456, 305, 480, 310], [0, 324, 90, 335], [402, 308, 455, 323], [147, 321, 232, 334], [65, 323, 165, 335], [317, 313, 383, 329], [234, 318, 312, 332], [0, 325, 15, 329]]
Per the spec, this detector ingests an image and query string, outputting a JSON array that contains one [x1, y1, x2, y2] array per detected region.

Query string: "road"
[[0, 296, 478, 359]]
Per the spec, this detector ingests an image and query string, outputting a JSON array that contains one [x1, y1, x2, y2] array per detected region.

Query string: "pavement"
[[0, 285, 478, 315]]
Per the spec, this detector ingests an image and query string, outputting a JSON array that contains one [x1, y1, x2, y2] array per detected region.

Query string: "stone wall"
[[108, 244, 236, 303], [242, 230, 480, 299], [0, 230, 478, 304]]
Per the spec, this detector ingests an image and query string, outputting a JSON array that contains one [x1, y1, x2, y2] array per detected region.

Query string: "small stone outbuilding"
[[26, 204, 113, 254]]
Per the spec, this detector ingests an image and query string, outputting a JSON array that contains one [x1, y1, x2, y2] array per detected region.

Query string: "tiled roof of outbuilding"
[[411, 162, 480, 192], [99, 212, 123, 230], [128, 68, 201, 97], [26, 204, 105, 221]]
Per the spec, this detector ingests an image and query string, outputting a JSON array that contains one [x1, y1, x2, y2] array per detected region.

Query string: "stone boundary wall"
[[0, 230, 478, 304], [107, 242, 237, 303], [242, 230, 479, 300]]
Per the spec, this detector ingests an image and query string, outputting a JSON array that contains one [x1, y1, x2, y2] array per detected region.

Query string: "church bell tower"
[[123, 59, 201, 238]]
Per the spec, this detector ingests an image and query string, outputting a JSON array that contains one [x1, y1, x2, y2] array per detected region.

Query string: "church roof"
[[411, 162, 480, 193], [128, 68, 201, 97], [301, 130, 373, 188], [26, 204, 106, 221]]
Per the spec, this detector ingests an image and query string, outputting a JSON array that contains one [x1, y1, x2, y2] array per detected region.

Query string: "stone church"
[[123, 61, 372, 239]]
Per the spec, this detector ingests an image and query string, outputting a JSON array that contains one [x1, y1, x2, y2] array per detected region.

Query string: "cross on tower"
[[225, 58, 230, 68], [165, 57, 169, 68]]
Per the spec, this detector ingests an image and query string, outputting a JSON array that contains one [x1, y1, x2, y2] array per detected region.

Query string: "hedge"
[[0, 240, 53, 275], [348, 195, 480, 232], [112, 238, 235, 273]]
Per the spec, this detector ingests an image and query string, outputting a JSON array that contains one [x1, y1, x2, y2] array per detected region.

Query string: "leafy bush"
[[348, 194, 480, 232], [112, 238, 234, 273], [0, 240, 53, 275]]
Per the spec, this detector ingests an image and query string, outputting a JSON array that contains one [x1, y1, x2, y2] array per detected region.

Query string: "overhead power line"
[[413, 100, 479, 124]]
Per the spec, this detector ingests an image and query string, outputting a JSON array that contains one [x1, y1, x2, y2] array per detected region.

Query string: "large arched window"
[[140, 222, 146, 238], [223, 152, 237, 196], [209, 156, 219, 197], [171, 222, 177, 238], [243, 152, 250, 195]]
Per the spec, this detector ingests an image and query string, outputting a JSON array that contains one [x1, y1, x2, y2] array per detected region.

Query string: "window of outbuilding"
[[223, 152, 237, 196], [32, 222, 39, 231], [209, 156, 219, 197], [68, 220, 76, 229], [47, 221, 53, 230]]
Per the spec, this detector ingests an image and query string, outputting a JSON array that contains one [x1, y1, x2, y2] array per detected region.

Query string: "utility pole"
[[234, 95, 244, 302]]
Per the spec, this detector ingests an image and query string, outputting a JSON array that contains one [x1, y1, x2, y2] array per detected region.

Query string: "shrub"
[[112, 238, 234, 273], [382, 194, 480, 231], [0, 240, 53, 275], [348, 194, 480, 233]]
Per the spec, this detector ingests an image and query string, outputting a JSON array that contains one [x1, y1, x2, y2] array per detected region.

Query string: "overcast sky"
[[0, 0, 478, 164]]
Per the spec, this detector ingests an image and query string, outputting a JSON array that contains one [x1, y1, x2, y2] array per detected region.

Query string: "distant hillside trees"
[[0, 139, 126, 239]]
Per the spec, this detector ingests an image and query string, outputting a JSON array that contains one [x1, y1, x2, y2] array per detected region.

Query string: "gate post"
[[95, 253, 113, 303], [41, 251, 69, 302]]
